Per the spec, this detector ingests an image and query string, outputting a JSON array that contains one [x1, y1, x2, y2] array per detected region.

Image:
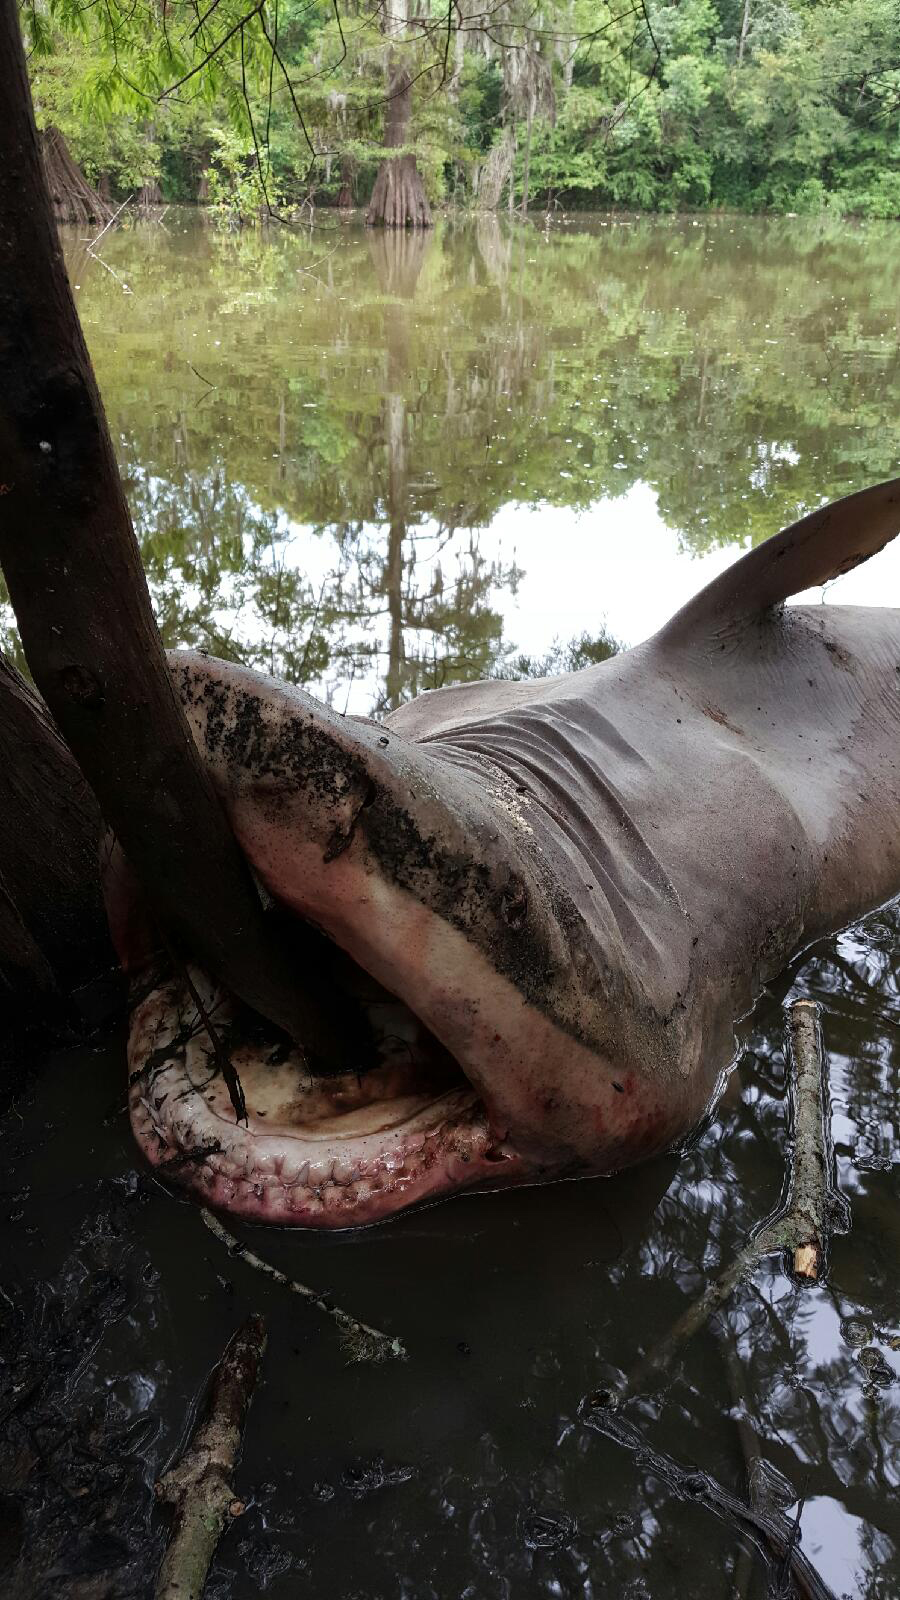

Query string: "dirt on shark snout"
[[114, 639, 701, 1228], [110, 477, 900, 1228]]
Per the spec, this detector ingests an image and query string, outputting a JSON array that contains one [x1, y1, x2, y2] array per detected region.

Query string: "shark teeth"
[[128, 976, 495, 1223]]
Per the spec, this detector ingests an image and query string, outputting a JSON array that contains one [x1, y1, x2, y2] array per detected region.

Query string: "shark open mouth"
[[116, 645, 704, 1229], [127, 944, 523, 1228]]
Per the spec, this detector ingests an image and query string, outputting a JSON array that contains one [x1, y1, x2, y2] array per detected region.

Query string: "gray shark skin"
[[117, 477, 900, 1226]]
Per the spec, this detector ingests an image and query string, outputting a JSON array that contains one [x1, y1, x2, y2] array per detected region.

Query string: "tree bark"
[[155, 1315, 267, 1600], [0, 653, 109, 1002], [337, 153, 355, 210], [737, 0, 751, 65], [366, 0, 431, 230], [0, 0, 350, 1067], [40, 125, 112, 228]]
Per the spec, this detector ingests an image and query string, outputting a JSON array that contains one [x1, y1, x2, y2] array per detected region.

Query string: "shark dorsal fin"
[[658, 477, 900, 646]]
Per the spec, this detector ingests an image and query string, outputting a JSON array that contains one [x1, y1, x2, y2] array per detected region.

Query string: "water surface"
[[0, 213, 898, 1599], [6, 210, 898, 705]]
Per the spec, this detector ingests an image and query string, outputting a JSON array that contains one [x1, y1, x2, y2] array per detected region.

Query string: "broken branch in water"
[[201, 1207, 406, 1363], [628, 998, 848, 1390], [154, 1313, 266, 1600], [580, 1394, 838, 1600], [84, 191, 133, 251], [783, 999, 849, 1279]]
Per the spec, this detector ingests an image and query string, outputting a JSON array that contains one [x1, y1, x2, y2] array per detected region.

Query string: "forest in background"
[[23, 0, 900, 223]]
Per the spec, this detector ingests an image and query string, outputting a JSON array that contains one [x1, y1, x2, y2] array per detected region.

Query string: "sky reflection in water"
[[7, 208, 896, 712]]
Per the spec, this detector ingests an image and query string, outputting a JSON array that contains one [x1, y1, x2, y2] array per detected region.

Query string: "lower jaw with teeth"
[[128, 972, 522, 1227]]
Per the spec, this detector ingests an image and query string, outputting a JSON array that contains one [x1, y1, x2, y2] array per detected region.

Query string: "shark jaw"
[[122, 773, 684, 1229], [119, 650, 693, 1229], [127, 965, 525, 1228]]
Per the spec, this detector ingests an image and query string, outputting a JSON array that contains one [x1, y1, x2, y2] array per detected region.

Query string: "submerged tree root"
[[40, 125, 112, 227], [154, 1313, 267, 1600], [628, 998, 848, 1392], [201, 1208, 406, 1363]]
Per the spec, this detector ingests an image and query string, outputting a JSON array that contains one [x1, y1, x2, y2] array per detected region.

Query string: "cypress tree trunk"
[[366, 0, 431, 229], [337, 154, 355, 210], [136, 177, 163, 210], [0, 653, 109, 1003], [40, 125, 111, 228], [0, 0, 348, 1067]]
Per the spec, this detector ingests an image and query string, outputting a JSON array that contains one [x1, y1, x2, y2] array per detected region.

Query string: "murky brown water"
[[0, 214, 898, 1598]]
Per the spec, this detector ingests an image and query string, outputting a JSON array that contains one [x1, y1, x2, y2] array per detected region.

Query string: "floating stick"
[[155, 1313, 267, 1600], [201, 1208, 406, 1363], [628, 998, 848, 1389], [580, 1394, 837, 1600]]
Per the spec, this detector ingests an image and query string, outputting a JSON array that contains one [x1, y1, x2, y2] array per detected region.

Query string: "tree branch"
[[627, 999, 848, 1392], [154, 1313, 267, 1600]]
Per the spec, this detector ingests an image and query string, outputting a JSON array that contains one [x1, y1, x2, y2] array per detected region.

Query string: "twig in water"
[[187, 361, 217, 388], [154, 1313, 266, 1600], [628, 999, 848, 1390], [775, 1493, 810, 1598], [201, 1207, 406, 1363], [783, 999, 849, 1280], [723, 1339, 819, 1599], [85, 192, 133, 251], [85, 246, 133, 293], [579, 1395, 837, 1600]]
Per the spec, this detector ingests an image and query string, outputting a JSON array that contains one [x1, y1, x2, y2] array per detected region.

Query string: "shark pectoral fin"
[[657, 476, 900, 646]]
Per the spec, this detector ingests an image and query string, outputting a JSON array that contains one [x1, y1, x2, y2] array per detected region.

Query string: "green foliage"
[[21, 0, 899, 216], [497, 629, 621, 680], [203, 124, 292, 224]]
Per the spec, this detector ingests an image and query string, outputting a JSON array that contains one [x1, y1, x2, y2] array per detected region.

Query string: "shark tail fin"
[[657, 476, 900, 646]]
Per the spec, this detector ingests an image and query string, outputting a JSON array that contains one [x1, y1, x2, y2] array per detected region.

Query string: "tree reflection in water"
[[2, 211, 897, 712]]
